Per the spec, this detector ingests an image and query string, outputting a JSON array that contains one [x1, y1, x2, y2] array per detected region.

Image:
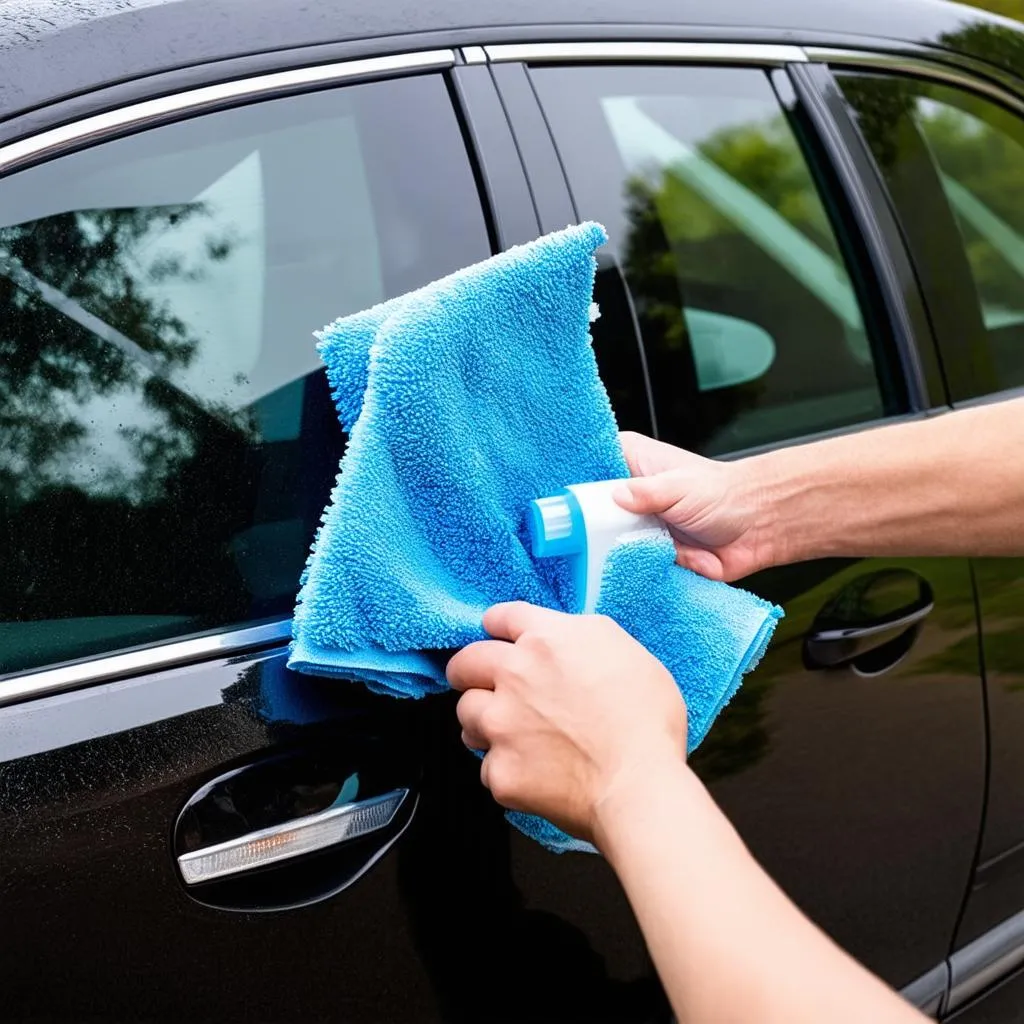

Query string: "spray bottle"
[[527, 480, 669, 614]]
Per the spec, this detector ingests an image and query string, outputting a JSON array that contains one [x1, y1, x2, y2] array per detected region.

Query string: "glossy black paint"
[[0, 650, 665, 1022], [450, 66, 540, 251], [828, 56, 1024, 959], [490, 62, 578, 235], [694, 556, 983, 988], [952, 560, 1024, 951]]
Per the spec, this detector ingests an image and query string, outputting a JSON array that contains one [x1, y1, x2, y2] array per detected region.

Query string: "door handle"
[[804, 570, 935, 675], [178, 788, 409, 885], [174, 747, 418, 912]]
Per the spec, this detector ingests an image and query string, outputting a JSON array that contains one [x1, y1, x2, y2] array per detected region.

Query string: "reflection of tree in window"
[[843, 64, 1024, 387], [0, 203, 260, 653], [915, 94, 1024, 313], [619, 113, 853, 452]]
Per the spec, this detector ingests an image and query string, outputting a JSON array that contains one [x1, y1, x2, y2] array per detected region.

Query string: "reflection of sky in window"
[[6, 112, 385, 497], [637, 95, 774, 149], [137, 149, 266, 409], [916, 97, 985, 135], [51, 150, 266, 497]]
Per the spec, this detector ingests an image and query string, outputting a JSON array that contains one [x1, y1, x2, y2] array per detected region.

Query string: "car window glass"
[[0, 75, 491, 676], [837, 72, 1024, 395], [531, 64, 899, 455]]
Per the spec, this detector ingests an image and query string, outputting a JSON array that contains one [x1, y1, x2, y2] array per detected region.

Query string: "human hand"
[[446, 602, 686, 846], [616, 431, 770, 582]]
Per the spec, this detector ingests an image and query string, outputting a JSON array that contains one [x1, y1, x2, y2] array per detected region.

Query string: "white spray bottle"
[[527, 480, 670, 614]]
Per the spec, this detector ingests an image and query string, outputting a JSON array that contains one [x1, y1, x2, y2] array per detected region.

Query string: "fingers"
[[674, 543, 726, 581], [446, 639, 510, 692], [613, 468, 688, 516], [618, 429, 651, 476], [482, 601, 566, 642], [461, 729, 487, 751], [456, 688, 492, 750]]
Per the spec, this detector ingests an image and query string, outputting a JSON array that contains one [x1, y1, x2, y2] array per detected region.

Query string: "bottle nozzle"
[[528, 493, 584, 558]]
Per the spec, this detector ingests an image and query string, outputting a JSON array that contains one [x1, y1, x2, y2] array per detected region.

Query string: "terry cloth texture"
[[289, 221, 782, 852]]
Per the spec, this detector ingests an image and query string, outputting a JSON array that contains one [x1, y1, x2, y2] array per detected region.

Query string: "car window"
[[836, 71, 1024, 397], [530, 64, 901, 455], [0, 74, 491, 676]]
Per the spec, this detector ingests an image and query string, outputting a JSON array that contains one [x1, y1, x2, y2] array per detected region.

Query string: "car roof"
[[0, 0, 1022, 125]]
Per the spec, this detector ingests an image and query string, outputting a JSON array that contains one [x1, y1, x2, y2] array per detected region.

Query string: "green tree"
[[960, 0, 1024, 20]]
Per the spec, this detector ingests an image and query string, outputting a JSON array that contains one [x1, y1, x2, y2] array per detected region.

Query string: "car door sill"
[[948, 908, 1024, 1013], [900, 909, 1024, 1017]]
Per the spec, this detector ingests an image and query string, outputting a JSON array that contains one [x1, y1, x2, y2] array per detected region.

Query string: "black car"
[[3, 0, 1024, 1020]]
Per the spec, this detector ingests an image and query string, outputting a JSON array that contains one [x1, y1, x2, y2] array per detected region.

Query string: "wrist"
[[736, 443, 835, 571], [592, 755, 705, 864], [729, 451, 789, 573]]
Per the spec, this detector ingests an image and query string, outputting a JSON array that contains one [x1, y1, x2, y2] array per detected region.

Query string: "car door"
[[0, 56, 666, 1023], [828, 55, 1024, 1017], [508, 43, 988, 1011]]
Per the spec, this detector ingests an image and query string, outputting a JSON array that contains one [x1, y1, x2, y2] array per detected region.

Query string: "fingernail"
[[612, 483, 633, 508]]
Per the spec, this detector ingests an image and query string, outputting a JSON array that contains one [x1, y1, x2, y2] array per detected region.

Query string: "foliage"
[[960, 0, 1024, 20]]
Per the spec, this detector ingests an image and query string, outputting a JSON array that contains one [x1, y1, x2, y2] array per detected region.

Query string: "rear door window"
[[836, 71, 1024, 397], [0, 74, 491, 675], [530, 64, 903, 454]]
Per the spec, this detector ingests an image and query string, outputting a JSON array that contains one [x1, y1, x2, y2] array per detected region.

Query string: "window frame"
[[508, 48, 933, 458], [0, 50, 498, 703]]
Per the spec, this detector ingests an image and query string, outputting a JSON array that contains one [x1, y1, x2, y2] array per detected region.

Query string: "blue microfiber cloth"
[[289, 221, 782, 853]]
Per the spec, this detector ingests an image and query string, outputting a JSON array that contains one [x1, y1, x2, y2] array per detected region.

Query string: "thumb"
[[613, 470, 687, 517]]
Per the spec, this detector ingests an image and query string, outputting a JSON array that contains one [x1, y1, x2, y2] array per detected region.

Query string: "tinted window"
[[0, 75, 490, 675], [531, 65, 896, 454], [838, 72, 1024, 396]]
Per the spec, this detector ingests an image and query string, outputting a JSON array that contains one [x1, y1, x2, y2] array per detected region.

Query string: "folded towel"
[[289, 222, 781, 852]]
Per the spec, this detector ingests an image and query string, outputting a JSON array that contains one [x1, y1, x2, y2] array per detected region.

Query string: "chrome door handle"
[[178, 788, 409, 885], [803, 569, 935, 674]]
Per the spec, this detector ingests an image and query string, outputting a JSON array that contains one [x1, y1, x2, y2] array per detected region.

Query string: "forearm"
[[744, 399, 1024, 568], [595, 763, 924, 1024]]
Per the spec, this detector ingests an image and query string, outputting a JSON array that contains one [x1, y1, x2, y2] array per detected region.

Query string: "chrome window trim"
[[460, 45, 488, 65], [483, 41, 809, 66], [0, 49, 456, 177], [0, 619, 291, 707], [806, 46, 1024, 117]]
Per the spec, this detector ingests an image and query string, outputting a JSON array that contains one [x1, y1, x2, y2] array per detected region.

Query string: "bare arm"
[[447, 605, 925, 1024], [618, 397, 1024, 581], [597, 763, 923, 1024]]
